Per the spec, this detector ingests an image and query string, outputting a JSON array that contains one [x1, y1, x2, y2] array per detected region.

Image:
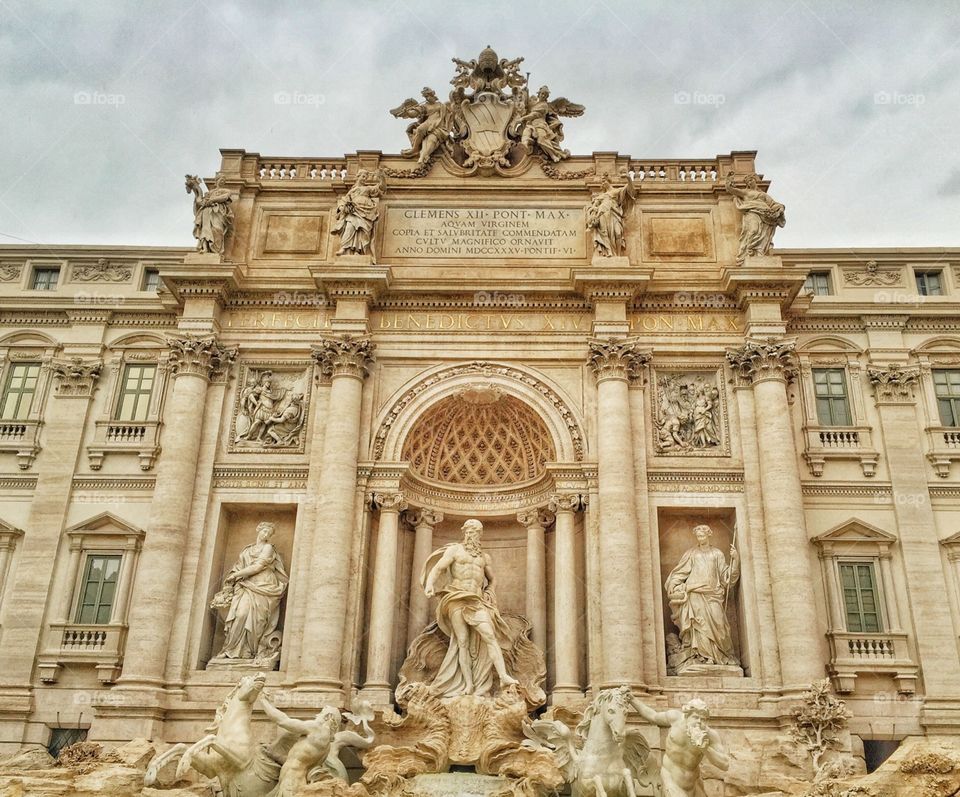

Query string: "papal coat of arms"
[[390, 46, 584, 175]]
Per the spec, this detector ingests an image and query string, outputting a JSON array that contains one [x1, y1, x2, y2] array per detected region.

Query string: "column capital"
[[587, 337, 651, 383], [726, 336, 797, 385], [403, 508, 443, 529], [312, 334, 375, 381], [372, 491, 408, 513], [867, 363, 920, 404], [165, 333, 237, 381], [517, 508, 551, 529], [50, 357, 103, 398], [548, 493, 584, 514]]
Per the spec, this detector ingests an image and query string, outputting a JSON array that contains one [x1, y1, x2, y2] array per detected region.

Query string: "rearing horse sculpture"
[[523, 686, 660, 797]]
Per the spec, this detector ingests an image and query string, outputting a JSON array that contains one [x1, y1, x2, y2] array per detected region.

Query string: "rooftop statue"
[[586, 172, 638, 257], [390, 46, 584, 174], [185, 173, 233, 255], [724, 171, 786, 264], [332, 168, 385, 260]]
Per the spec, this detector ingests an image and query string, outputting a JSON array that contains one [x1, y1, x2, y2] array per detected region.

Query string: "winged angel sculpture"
[[390, 46, 584, 172], [522, 686, 660, 797]]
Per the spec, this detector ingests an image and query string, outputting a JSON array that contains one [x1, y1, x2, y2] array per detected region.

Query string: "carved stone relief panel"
[[652, 368, 729, 456], [228, 360, 312, 453]]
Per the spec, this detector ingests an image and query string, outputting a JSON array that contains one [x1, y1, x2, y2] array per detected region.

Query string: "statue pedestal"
[[206, 652, 280, 672], [674, 662, 743, 678], [411, 772, 509, 797], [591, 254, 631, 268], [183, 251, 227, 265]]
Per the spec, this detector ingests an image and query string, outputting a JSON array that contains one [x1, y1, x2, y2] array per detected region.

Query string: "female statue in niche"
[[210, 521, 289, 669]]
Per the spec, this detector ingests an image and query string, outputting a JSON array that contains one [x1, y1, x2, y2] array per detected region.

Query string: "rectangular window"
[[74, 554, 121, 624], [0, 362, 41, 420], [114, 364, 155, 421], [933, 369, 960, 427], [142, 269, 160, 292], [916, 270, 943, 296], [31, 266, 60, 291], [804, 271, 832, 296], [839, 561, 882, 633], [47, 727, 87, 758], [813, 368, 852, 426]]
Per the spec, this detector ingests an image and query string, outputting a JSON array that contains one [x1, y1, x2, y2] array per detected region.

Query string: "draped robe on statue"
[[665, 545, 737, 666], [419, 544, 514, 698], [219, 542, 288, 660]]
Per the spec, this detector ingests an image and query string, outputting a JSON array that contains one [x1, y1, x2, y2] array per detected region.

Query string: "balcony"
[[87, 419, 161, 471], [925, 425, 960, 478], [0, 419, 41, 469], [803, 424, 879, 477], [827, 630, 917, 695], [37, 622, 128, 685]]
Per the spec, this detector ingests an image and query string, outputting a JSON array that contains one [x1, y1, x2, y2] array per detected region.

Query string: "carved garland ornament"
[[725, 338, 798, 384], [373, 362, 585, 462], [70, 259, 133, 283], [867, 363, 920, 403], [311, 335, 375, 381], [843, 260, 902, 287]]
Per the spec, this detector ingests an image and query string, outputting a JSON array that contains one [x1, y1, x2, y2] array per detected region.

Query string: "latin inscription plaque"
[[383, 206, 585, 259]]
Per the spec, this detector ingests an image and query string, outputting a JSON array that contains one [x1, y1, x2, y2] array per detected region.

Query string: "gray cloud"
[[1, 0, 959, 248]]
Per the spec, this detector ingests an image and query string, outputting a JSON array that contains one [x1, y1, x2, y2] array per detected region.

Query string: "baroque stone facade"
[[0, 47, 959, 797]]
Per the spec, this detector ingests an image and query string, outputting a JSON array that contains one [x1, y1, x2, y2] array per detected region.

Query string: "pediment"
[[941, 531, 960, 548], [812, 518, 897, 546], [0, 518, 24, 538], [66, 511, 144, 538]]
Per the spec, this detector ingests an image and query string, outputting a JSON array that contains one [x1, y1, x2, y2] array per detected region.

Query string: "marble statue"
[[145, 672, 282, 796], [522, 685, 657, 797], [332, 169, 385, 259], [210, 522, 289, 669], [655, 373, 722, 453], [586, 173, 638, 258], [513, 85, 584, 162], [723, 172, 785, 264], [422, 518, 519, 697], [185, 173, 234, 255], [664, 525, 739, 673], [629, 696, 729, 797], [390, 88, 453, 164], [259, 699, 342, 797]]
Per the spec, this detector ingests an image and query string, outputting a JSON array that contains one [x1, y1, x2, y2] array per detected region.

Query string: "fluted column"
[[118, 335, 236, 689], [404, 508, 443, 649], [549, 492, 582, 699], [727, 338, 822, 689], [587, 338, 650, 688], [518, 508, 549, 651], [363, 491, 407, 702], [297, 335, 375, 698]]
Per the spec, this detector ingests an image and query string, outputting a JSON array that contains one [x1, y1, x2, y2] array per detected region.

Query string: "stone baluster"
[[549, 492, 583, 700], [297, 335, 375, 700], [518, 508, 550, 651], [117, 336, 235, 691], [362, 491, 407, 704], [404, 508, 443, 649], [587, 338, 650, 689], [726, 338, 823, 689]]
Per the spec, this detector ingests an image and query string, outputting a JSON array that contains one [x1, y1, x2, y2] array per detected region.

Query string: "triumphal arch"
[[0, 47, 959, 796]]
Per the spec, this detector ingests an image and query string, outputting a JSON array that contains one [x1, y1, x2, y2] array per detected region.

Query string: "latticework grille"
[[402, 393, 555, 486]]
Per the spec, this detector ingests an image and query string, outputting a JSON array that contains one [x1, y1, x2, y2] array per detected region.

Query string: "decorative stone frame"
[[812, 519, 917, 695], [0, 331, 60, 469], [0, 519, 23, 608], [942, 531, 960, 645], [227, 359, 313, 454], [650, 364, 730, 457], [87, 333, 172, 471], [37, 512, 144, 685], [796, 336, 878, 477], [912, 337, 960, 478]]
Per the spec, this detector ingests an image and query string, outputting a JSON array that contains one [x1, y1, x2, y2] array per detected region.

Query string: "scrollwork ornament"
[[166, 334, 238, 381], [725, 338, 797, 385], [867, 363, 920, 403], [587, 338, 651, 383], [51, 357, 103, 397], [373, 491, 408, 513]]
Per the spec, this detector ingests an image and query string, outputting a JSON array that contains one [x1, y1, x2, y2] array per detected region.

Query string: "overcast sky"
[[1, 0, 959, 250]]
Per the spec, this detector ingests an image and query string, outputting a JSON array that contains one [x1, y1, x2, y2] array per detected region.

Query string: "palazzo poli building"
[[0, 47, 958, 787]]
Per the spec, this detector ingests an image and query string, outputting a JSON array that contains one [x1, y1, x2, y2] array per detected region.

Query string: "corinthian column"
[[587, 338, 650, 689], [118, 335, 236, 689], [726, 338, 822, 689], [518, 508, 549, 651], [362, 491, 407, 703], [297, 335, 375, 699], [549, 492, 583, 700], [404, 508, 443, 649]]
